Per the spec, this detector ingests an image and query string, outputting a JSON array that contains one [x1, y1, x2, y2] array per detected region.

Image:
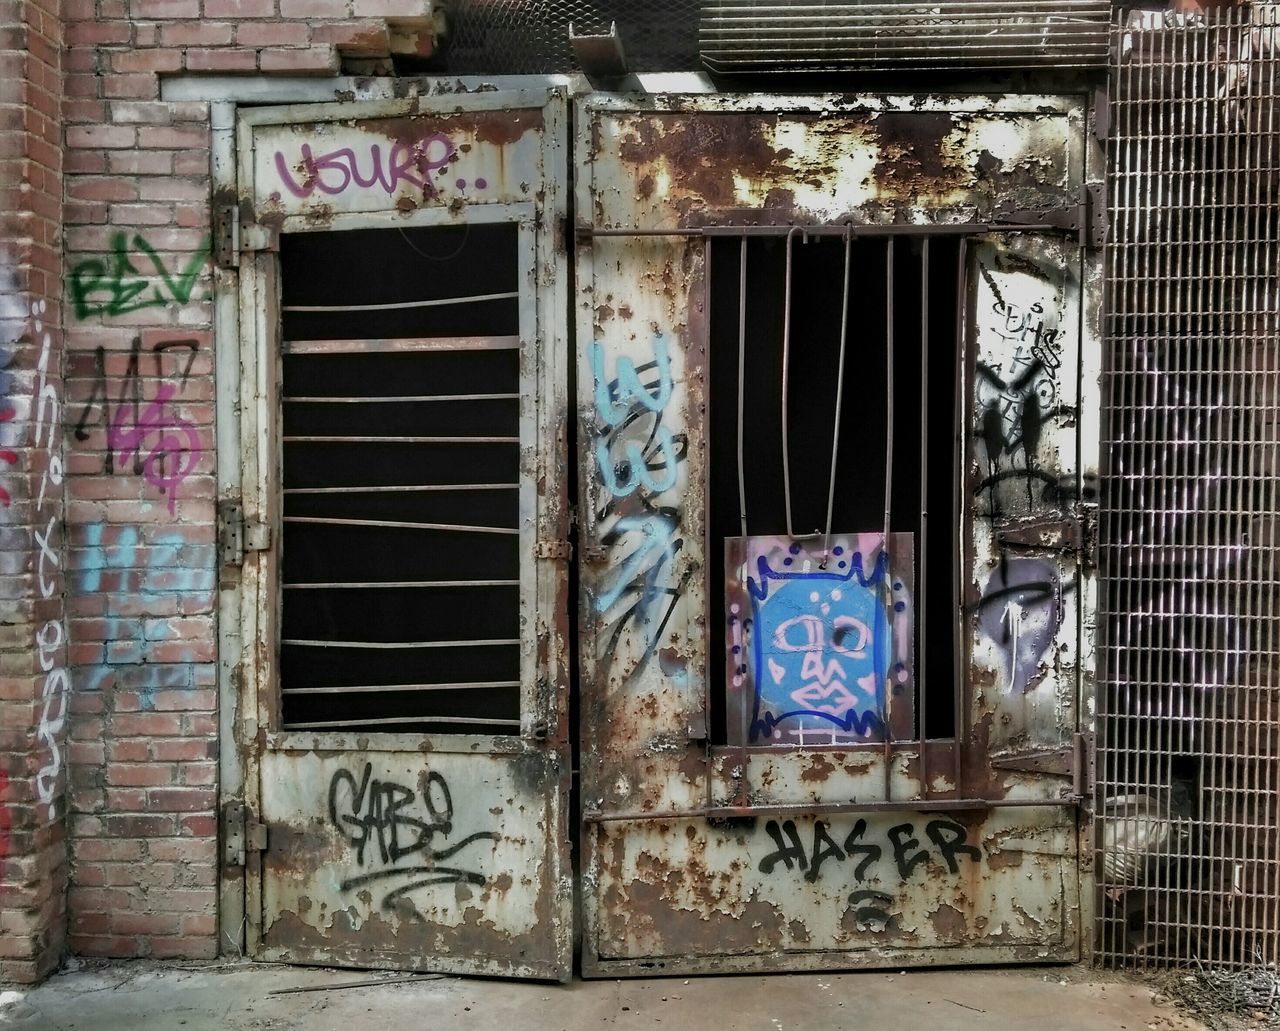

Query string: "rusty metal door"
[[575, 94, 1102, 974], [232, 91, 572, 979]]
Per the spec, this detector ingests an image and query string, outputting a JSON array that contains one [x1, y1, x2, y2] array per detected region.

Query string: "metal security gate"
[[231, 91, 573, 979], [1097, 6, 1280, 970], [575, 94, 1104, 974]]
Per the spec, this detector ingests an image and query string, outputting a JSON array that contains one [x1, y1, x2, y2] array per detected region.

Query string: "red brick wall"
[[58, 0, 435, 965], [0, 0, 67, 984]]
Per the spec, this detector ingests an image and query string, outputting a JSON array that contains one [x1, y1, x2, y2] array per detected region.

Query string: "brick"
[[235, 21, 309, 46], [66, 124, 136, 150], [258, 44, 339, 74], [312, 19, 388, 54], [278, 0, 347, 17], [351, 0, 429, 16], [204, 0, 275, 15], [183, 47, 257, 73], [158, 21, 234, 46], [110, 48, 183, 73]]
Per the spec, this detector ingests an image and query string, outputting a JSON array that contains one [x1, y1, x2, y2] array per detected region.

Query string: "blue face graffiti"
[[727, 534, 914, 746]]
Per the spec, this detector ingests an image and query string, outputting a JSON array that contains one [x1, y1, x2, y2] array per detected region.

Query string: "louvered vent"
[[700, 1, 1112, 74]]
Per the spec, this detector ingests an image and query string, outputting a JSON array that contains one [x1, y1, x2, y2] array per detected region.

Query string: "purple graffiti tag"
[[274, 134, 457, 200], [106, 382, 201, 513]]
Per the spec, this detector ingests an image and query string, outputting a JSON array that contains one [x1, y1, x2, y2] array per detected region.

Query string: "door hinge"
[[214, 204, 279, 269], [222, 801, 267, 866], [1072, 730, 1095, 800], [995, 503, 1098, 567], [1093, 85, 1112, 143], [994, 185, 1107, 250], [987, 731, 1094, 801], [219, 499, 272, 567], [534, 540, 572, 560]]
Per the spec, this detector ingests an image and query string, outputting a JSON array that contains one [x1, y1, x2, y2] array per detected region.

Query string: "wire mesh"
[[1098, 3, 1280, 970], [446, 0, 703, 73]]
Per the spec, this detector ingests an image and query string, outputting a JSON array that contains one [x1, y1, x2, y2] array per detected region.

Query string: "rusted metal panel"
[[237, 89, 572, 979], [583, 94, 1082, 232], [964, 234, 1083, 779], [256, 746, 565, 978], [593, 808, 1076, 969], [576, 94, 1089, 976], [244, 91, 552, 226]]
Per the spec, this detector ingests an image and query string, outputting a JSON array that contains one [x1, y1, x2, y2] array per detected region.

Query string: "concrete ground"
[[0, 960, 1209, 1031]]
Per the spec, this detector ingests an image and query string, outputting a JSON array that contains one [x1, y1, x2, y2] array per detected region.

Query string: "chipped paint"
[[576, 94, 1090, 977]]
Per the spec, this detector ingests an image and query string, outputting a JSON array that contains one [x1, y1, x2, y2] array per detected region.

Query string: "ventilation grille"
[[447, 0, 703, 73], [1097, 5, 1280, 970], [700, 0, 1112, 74]]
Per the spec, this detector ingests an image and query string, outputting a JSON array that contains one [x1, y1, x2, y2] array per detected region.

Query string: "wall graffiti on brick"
[[72, 335, 203, 513], [592, 334, 690, 674], [757, 816, 982, 932], [0, 345, 16, 508], [69, 232, 210, 320], [328, 763, 499, 914], [272, 132, 478, 201], [75, 521, 216, 708], [29, 299, 67, 821], [0, 768, 9, 872]]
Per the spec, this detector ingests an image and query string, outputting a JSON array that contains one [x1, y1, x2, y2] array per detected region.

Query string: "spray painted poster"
[[725, 533, 914, 747]]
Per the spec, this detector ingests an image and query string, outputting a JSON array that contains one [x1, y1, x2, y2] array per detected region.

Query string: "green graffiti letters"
[[70, 232, 211, 319]]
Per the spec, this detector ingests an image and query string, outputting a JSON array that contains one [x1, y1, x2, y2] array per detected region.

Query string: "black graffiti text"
[[758, 817, 982, 883], [327, 764, 499, 910]]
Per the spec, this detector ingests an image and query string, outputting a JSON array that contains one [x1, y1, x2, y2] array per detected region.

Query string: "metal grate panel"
[[700, 0, 1112, 74], [447, 0, 703, 73], [1098, 4, 1280, 970]]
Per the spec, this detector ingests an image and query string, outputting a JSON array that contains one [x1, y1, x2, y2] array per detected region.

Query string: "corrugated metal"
[[1097, 5, 1280, 970], [700, 1, 1112, 74]]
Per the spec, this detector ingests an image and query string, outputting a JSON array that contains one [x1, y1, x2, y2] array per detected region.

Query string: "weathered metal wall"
[[575, 95, 1097, 975]]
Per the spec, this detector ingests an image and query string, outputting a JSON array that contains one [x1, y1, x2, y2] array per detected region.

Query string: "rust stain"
[[929, 903, 968, 941], [617, 113, 796, 212], [800, 754, 835, 784]]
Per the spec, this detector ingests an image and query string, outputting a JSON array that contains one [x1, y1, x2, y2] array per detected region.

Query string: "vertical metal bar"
[[953, 235, 968, 798], [919, 237, 930, 799], [737, 236, 749, 538], [781, 227, 803, 539], [883, 237, 895, 801], [823, 229, 853, 563]]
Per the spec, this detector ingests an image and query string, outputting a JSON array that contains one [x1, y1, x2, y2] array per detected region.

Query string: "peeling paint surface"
[[239, 91, 573, 980], [595, 809, 1072, 962], [576, 94, 1090, 976]]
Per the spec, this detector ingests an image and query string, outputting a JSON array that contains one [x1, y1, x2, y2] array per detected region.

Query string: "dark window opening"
[[707, 234, 963, 746], [278, 223, 524, 735]]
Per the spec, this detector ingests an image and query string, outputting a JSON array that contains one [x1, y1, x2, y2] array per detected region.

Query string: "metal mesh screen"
[[447, 0, 703, 73], [1098, 4, 1280, 969], [700, 1, 1112, 74]]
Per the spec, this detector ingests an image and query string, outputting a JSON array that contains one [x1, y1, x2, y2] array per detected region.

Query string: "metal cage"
[[1097, 4, 1280, 970]]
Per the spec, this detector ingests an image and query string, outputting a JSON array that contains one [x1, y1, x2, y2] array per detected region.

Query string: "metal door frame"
[[219, 90, 573, 978]]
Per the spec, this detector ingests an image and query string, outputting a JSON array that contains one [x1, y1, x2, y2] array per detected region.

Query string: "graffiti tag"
[[69, 232, 210, 320], [328, 764, 499, 912], [758, 817, 982, 931], [273, 134, 465, 200], [73, 336, 202, 513]]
